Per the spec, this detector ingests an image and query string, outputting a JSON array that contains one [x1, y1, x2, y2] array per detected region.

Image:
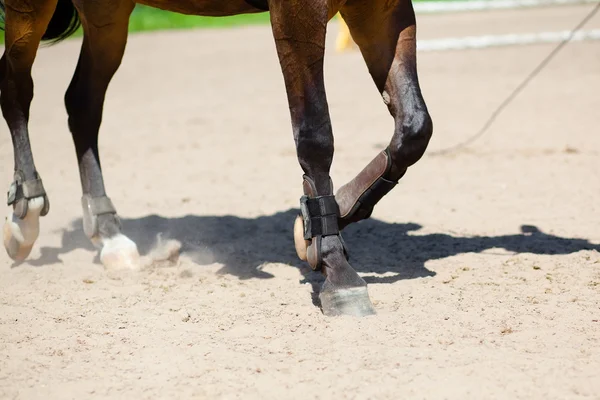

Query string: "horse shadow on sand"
[[29, 209, 600, 289]]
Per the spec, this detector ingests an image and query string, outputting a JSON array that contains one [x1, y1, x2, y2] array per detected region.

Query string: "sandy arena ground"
[[1, 4, 599, 399]]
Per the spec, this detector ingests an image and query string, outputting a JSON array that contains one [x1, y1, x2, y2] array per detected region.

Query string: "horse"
[[0, 0, 433, 317]]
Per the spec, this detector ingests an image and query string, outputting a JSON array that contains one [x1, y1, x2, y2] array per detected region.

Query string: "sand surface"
[[1, 4, 599, 399]]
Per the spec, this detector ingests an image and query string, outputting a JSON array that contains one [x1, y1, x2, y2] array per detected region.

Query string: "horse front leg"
[[335, 0, 433, 228], [65, 0, 140, 270], [1, 0, 58, 262], [270, 0, 375, 316]]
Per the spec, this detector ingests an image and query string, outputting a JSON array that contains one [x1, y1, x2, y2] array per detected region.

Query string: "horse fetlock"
[[7, 171, 50, 219], [81, 194, 120, 245], [335, 148, 398, 229], [293, 175, 348, 271]]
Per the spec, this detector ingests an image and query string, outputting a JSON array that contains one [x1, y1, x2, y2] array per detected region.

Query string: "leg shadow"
[[27, 209, 600, 288]]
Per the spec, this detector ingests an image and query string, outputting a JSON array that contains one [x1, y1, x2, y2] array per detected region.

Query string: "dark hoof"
[[319, 286, 376, 317]]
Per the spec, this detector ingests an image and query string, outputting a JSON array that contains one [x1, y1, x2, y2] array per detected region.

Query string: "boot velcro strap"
[[300, 195, 340, 240], [7, 179, 46, 206], [89, 196, 117, 215]]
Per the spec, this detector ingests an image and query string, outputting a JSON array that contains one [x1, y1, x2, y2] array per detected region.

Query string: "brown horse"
[[0, 0, 433, 316]]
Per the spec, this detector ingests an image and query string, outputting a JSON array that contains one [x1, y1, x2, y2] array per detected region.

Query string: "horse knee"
[[389, 107, 433, 167]]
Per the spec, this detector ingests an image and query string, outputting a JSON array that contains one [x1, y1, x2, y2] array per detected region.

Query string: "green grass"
[[128, 6, 271, 33]]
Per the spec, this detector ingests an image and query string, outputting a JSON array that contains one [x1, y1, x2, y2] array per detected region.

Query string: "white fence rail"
[[417, 29, 600, 51], [414, 0, 599, 14]]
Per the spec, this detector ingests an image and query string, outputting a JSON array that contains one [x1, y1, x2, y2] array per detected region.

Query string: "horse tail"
[[0, 0, 81, 44]]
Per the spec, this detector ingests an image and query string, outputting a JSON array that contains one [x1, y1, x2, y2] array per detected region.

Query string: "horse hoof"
[[100, 234, 141, 270], [319, 286, 376, 317], [3, 197, 44, 262], [293, 214, 309, 261], [3, 220, 34, 261]]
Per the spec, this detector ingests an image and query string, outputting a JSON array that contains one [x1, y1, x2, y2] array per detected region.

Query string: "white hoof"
[[100, 234, 141, 270], [3, 197, 45, 262]]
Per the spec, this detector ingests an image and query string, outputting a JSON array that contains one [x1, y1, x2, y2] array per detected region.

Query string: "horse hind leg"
[[1, 0, 58, 262], [64, 0, 141, 270], [335, 0, 433, 228]]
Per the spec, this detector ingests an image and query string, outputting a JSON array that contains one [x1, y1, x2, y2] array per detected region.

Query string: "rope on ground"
[[428, 2, 600, 157]]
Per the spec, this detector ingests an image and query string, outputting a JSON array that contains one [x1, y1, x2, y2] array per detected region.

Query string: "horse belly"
[[135, 0, 264, 16]]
